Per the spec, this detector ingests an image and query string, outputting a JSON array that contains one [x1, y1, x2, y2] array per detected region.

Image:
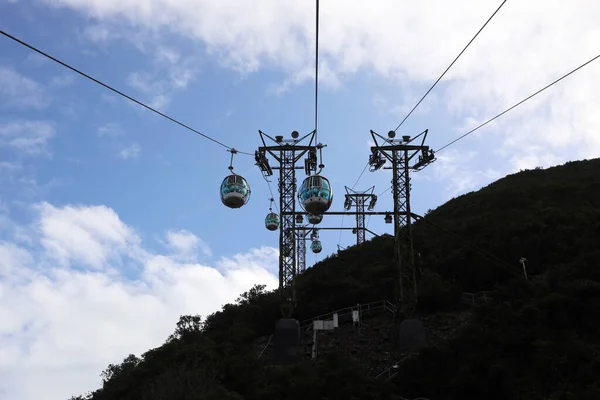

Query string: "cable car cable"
[[436, 52, 600, 153], [262, 174, 280, 213], [378, 187, 391, 197], [314, 0, 320, 143], [351, 161, 370, 190], [392, 0, 509, 133], [0, 29, 253, 156]]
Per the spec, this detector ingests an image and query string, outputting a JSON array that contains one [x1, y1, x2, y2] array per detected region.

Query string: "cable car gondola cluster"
[[220, 146, 333, 252], [310, 230, 322, 254]]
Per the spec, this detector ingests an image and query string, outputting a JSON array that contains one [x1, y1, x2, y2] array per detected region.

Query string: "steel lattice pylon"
[[344, 186, 377, 245], [369, 129, 435, 317], [279, 149, 296, 307], [255, 130, 319, 317], [296, 228, 308, 274]]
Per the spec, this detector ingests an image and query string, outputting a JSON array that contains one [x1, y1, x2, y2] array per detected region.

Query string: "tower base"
[[272, 318, 300, 365]]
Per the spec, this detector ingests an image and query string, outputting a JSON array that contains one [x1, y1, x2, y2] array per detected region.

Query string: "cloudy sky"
[[1, 0, 600, 398]]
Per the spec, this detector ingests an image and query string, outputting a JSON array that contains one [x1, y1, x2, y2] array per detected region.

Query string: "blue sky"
[[2, 0, 600, 399], [0, 2, 458, 259]]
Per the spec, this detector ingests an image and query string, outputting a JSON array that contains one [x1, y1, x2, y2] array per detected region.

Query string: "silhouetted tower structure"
[[296, 227, 310, 274], [255, 130, 321, 317], [344, 186, 377, 245], [368, 129, 435, 317]]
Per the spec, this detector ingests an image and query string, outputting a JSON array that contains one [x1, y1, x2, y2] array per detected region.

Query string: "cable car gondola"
[[221, 149, 251, 209], [298, 175, 333, 215], [265, 198, 280, 231], [220, 174, 251, 208], [307, 213, 323, 225], [310, 240, 322, 254]]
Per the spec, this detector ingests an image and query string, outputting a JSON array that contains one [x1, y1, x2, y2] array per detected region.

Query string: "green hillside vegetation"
[[71, 158, 600, 400]]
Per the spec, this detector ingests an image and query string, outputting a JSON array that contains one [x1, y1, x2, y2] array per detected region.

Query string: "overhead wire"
[[436, 52, 600, 153], [392, 0, 509, 133], [352, 161, 370, 190], [262, 174, 280, 214], [314, 0, 320, 142], [356, 0, 509, 242], [377, 186, 391, 197], [365, 186, 391, 229], [0, 29, 253, 156]]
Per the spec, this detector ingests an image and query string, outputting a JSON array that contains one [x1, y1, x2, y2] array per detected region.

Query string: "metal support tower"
[[296, 228, 310, 274], [368, 129, 435, 317], [255, 130, 321, 317], [344, 186, 377, 245]]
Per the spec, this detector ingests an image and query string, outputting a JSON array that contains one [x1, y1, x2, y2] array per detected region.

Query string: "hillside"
[[71, 158, 600, 400]]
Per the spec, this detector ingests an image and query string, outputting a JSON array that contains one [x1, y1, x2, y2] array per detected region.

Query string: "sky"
[[1, 0, 600, 398]]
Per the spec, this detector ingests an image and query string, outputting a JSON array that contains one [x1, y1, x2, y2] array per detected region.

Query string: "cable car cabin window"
[[221, 177, 248, 196], [300, 177, 331, 201], [266, 214, 279, 223]]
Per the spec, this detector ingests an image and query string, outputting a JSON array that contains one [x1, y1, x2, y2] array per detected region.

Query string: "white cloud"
[[43, 0, 600, 195], [83, 24, 118, 43], [118, 143, 141, 159], [34, 202, 140, 270], [428, 150, 480, 199], [48, 74, 75, 88], [125, 57, 197, 110], [97, 122, 122, 137], [0, 161, 22, 173], [165, 229, 212, 261], [0, 121, 55, 155], [0, 202, 278, 400], [0, 67, 49, 109]]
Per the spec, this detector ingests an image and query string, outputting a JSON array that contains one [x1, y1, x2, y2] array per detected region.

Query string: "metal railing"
[[461, 291, 493, 304], [299, 299, 396, 331]]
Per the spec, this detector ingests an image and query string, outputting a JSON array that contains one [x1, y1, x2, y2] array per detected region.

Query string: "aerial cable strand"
[[262, 174, 280, 214], [314, 0, 320, 142], [0, 29, 253, 156], [436, 52, 600, 153], [393, 0, 509, 132], [351, 161, 369, 190], [378, 187, 391, 197]]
